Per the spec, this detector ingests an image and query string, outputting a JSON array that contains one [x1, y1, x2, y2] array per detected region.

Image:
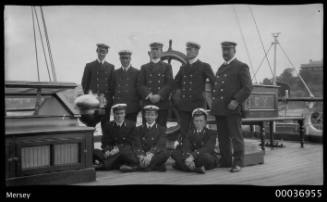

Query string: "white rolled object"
[[74, 93, 100, 111]]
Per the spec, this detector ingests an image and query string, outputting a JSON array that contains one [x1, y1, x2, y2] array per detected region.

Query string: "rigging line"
[[33, 7, 52, 81], [232, 5, 257, 83], [248, 6, 275, 78], [252, 43, 273, 81], [278, 43, 315, 97], [40, 6, 57, 81], [31, 7, 40, 81]]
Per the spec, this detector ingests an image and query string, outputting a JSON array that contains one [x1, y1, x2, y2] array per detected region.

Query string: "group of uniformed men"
[[81, 41, 253, 174]]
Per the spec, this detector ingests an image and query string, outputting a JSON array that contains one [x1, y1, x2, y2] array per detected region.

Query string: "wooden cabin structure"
[[5, 81, 96, 186]]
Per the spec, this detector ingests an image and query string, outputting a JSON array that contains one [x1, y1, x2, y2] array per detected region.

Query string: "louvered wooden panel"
[[54, 143, 79, 165], [21, 146, 50, 169]]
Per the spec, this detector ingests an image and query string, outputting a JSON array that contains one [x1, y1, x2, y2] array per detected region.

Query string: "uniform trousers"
[[215, 115, 244, 167]]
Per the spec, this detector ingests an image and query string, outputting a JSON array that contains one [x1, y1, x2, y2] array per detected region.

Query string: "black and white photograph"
[[4, 3, 324, 193]]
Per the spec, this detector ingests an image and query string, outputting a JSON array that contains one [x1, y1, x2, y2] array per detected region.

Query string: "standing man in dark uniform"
[[81, 43, 115, 128], [174, 42, 215, 142], [112, 50, 140, 123], [137, 42, 174, 127], [211, 41, 253, 172]]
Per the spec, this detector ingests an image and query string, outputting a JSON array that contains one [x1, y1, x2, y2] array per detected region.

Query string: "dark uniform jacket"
[[112, 67, 140, 114], [137, 61, 174, 110], [174, 60, 215, 112], [81, 60, 115, 105], [101, 120, 138, 151], [211, 59, 253, 116], [182, 128, 217, 158], [134, 123, 167, 155]]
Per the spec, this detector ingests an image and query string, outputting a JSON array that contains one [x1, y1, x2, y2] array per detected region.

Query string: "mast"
[[272, 33, 280, 85]]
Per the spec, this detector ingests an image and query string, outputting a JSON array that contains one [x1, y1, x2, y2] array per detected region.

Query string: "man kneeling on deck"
[[94, 103, 140, 172], [133, 105, 170, 172], [171, 108, 218, 174]]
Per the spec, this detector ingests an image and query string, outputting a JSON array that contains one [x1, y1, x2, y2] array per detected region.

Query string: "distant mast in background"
[[272, 32, 280, 85]]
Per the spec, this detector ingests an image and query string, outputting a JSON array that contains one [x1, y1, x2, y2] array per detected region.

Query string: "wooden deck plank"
[[76, 140, 323, 185]]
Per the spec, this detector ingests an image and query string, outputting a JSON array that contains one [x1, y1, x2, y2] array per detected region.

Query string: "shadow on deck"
[[76, 140, 323, 186]]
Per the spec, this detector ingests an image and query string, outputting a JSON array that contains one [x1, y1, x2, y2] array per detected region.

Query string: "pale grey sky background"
[[4, 4, 323, 84]]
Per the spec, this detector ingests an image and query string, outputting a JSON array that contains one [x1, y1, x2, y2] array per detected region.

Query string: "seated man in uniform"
[[171, 108, 218, 174], [134, 105, 170, 172], [93, 103, 140, 172]]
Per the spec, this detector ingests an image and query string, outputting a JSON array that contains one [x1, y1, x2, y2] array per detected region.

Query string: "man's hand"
[[150, 94, 161, 103], [138, 155, 146, 168], [227, 100, 239, 110], [143, 152, 154, 167], [145, 93, 153, 100], [104, 150, 110, 159], [185, 154, 195, 170], [105, 146, 119, 159], [98, 93, 107, 108], [110, 146, 119, 156]]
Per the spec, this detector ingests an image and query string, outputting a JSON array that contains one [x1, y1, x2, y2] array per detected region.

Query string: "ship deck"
[[76, 140, 323, 186]]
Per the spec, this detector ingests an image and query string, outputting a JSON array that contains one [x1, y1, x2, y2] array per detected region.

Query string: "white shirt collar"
[[151, 58, 160, 63], [121, 64, 131, 71], [115, 121, 124, 127], [224, 56, 236, 65], [195, 128, 205, 134], [146, 122, 156, 128], [97, 58, 105, 64], [188, 56, 199, 65]]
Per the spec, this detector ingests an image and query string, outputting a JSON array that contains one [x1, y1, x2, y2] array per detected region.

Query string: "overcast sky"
[[4, 4, 323, 84]]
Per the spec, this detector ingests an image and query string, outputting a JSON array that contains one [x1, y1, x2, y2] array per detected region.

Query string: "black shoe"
[[93, 160, 105, 170], [153, 164, 167, 172], [193, 166, 206, 174], [172, 163, 179, 170], [137, 166, 151, 172], [120, 165, 137, 172], [230, 165, 242, 173]]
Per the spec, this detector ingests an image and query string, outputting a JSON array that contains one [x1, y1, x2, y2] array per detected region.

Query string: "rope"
[[31, 7, 40, 81], [40, 6, 57, 81], [278, 43, 315, 97], [232, 5, 257, 83], [33, 7, 52, 81], [252, 43, 274, 81], [248, 6, 275, 77]]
